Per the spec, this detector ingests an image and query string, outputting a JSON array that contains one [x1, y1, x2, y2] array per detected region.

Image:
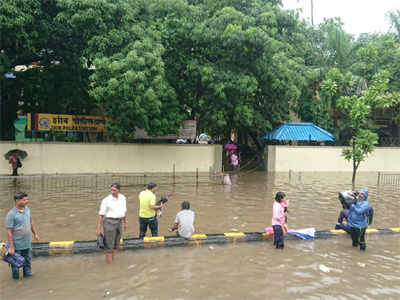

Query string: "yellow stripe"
[[262, 232, 271, 237], [390, 227, 400, 232], [191, 234, 207, 239], [330, 230, 347, 234], [144, 236, 165, 242], [49, 241, 74, 247], [224, 232, 245, 237], [366, 228, 379, 233]]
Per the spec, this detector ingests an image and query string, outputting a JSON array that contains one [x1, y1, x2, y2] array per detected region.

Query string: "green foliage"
[[337, 70, 399, 187]]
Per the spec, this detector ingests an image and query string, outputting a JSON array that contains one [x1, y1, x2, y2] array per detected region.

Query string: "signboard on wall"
[[133, 120, 197, 139], [27, 113, 106, 132]]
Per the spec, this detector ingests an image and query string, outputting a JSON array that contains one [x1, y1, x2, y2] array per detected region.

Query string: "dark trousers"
[[11, 248, 32, 279], [139, 216, 158, 239], [335, 222, 351, 234], [272, 225, 284, 249], [12, 168, 18, 176], [350, 227, 366, 250]]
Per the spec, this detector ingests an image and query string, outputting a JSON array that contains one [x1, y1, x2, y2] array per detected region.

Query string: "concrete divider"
[[26, 227, 400, 256]]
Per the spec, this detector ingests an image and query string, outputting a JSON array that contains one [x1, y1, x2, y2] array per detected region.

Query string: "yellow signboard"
[[27, 113, 106, 132]]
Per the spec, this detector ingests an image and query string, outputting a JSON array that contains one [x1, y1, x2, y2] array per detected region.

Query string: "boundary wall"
[[266, 145, 400, 172], [0, 142, 222, 175]]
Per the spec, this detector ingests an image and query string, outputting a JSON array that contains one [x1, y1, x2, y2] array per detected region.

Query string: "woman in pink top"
[[272, 192, 288, 249], [230, 152, 239, 171]]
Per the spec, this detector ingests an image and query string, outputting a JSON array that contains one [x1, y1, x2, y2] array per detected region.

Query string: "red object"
[[224, 143, 238, 150], [8, 155, 17, 169]]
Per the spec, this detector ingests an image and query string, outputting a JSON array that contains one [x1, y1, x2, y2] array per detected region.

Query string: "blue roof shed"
[[262, 122, 335, 141]]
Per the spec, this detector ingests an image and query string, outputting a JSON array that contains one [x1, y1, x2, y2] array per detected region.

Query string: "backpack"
[[17, 157, 22, 168]]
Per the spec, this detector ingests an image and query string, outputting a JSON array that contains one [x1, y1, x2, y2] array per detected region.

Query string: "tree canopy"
[[2, 0, 400, 150]]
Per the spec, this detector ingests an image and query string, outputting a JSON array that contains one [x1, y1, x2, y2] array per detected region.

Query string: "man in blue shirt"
[[347, 188, 372, 251], [5, 192, 39, 279]]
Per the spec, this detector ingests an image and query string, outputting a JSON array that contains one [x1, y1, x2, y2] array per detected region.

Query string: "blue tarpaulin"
[[262, 123, 335, 141]]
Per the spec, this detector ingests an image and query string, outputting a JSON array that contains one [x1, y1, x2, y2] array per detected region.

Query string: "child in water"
[[272, 192, 289, 249]]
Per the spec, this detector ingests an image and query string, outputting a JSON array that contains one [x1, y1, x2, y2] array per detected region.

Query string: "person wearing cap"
[[138, 183, 163, 238], [347, 188, 372, 251], [96, 183, 127, 264], [168, 201, 195, 239]]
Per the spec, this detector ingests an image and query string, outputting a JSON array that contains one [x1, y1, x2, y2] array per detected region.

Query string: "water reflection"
[[0, 172, 399, 299]]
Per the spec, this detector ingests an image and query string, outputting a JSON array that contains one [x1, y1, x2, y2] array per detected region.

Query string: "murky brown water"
[[0, 172, 399, 299]]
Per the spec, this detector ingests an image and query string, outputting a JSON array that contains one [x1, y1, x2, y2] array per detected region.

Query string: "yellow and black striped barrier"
[[28, 227, 400, 257]]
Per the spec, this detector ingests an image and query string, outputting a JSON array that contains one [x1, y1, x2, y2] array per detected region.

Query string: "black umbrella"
[[4, 149, 28, 160]]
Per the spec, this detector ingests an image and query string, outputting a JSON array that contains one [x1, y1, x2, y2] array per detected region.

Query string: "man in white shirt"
[[168, 201, 195, 239], [96, 183, 127, 264]]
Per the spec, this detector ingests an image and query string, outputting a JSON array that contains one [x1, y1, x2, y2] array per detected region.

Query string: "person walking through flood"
[[96, 183, 127, 264], [5, 192, 39, 279], [272, 192, 288, 249], [347, 188, 372, 251], [230, 151, 239, 171], [168, 201, 195, 239], [138, 183, 163, 239], [8, 154, 21, 176]]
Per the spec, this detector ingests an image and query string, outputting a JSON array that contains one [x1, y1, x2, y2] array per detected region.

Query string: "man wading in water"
[[138, 183, 163, 238], [6, 192, 39, 279], [96, 183, 127, 264]]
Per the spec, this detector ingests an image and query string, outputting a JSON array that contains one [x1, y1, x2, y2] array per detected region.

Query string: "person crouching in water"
[[272, 192, 288, 249], [347, 188, 371, 251], [168, 201, 195, 239]]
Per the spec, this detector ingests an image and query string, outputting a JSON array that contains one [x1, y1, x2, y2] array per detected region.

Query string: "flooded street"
[[0, 172, 399, 299]]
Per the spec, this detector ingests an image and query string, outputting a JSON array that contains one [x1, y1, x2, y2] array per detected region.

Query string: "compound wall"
[[0, 142, 222, 175]]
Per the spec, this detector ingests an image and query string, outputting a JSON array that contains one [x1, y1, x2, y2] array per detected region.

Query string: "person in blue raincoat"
[[347, 188, 372, 251]]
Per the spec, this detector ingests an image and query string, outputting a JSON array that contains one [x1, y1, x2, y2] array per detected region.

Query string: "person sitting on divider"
[[169, 201, 195, 239]]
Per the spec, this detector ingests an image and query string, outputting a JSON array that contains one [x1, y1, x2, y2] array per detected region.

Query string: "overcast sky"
[[282, 0, 400, 36]]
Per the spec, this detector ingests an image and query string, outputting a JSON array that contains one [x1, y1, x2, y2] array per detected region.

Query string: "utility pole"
[[310, 0, 314, 27]]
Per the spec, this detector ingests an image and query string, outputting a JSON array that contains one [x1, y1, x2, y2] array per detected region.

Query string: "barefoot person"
[[6, 192, 39, 279], [96, 183, 127, 264]]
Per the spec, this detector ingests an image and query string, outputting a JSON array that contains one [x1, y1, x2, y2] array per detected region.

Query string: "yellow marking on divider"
[[330, 230, 347, 234], [49, 241, 74, 248], [366, 228, 379, 233], [191, 234, 207, 239], [49, 241, 74, 255], [143, 236, 165, 242], [390, 227, 400, 232], [224, 232, 245, 237]]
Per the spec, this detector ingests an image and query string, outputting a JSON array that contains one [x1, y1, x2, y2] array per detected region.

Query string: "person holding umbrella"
[[5, 149, 27, 176], [224, 143, 239, 171]]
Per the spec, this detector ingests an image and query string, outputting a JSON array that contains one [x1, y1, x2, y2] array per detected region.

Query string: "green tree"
[[335, 70, 399, 188], [152, 0, 308, 150]]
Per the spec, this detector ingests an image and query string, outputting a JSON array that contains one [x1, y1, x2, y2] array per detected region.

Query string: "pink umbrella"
[[224, 143, 238, 150]]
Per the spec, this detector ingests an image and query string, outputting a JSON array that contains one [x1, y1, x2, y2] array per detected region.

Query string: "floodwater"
[[0, 172, 399, 300]]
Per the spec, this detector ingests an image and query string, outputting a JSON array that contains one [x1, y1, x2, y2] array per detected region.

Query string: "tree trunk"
[[248, 130, 264, 153]]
